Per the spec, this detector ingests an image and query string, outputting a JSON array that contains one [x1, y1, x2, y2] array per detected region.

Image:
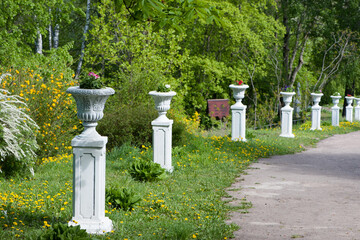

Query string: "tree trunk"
[[36, 29, 43, 54], [53, 24, 59, 49], [48, 7, 52, 50], [289, 34, 308, 86], [282, 0, 290, 84], [342, 80, 355, 117], [75, 0, 91, 79]]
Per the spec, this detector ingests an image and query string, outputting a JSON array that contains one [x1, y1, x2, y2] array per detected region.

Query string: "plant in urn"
[[66, 72, 114, 139]]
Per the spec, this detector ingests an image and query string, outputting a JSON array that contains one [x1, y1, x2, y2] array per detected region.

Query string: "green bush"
[[105, 187, 141, 211], [129, 158, 167, 182], [97, 93, 157, 149], [0, 79, 39, 177], [0, 46, 80, 160], [36, 223, 90, 240]]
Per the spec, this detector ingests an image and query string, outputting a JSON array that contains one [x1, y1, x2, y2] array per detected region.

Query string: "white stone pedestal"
[[345, 96, 354, 122], [66, 86, 114, 234], [229, 84, 249, 141], [331, 106, 340, 126], [354, 98, 360, 121], [330, 95, 341, 126], [280, 108, 294, 138], [68, 136, 112, 234], [310, 93, 323, 130], [231, 105, 247, 141], [149, 90, 176, 172], [152, 119, 173, 172], [280, 92, 295, 138], [346, 107, 353, 122], [311, 107, 322, 130]]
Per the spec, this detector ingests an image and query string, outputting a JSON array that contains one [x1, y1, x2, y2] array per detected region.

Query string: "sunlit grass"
[[0, 121, 359, 239]]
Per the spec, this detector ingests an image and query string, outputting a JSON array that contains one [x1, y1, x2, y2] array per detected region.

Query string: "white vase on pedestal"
[[149, 91, 176, 172], [229, 84, 249, 141], [280, 92, 295, 138], [66, 86, 115, 234], [330, 95, 341, 126], [310, 93, 323, 130], [345, 96, 354, 122], [354, 98, 360, 121]]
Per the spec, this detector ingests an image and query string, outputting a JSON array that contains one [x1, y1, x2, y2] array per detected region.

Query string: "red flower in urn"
[[236, 80, 243, 85]]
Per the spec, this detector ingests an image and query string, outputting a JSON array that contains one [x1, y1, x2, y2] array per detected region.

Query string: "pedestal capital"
[[71, 136, 107, 148]]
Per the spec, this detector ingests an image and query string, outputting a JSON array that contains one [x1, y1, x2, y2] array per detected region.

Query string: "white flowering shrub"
[[0, 73, 39, 177]]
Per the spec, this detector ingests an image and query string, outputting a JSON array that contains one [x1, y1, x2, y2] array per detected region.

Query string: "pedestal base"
[[310, 107, 322, 130], [280, 108, 294, 138], [231, 105, 247, 141], [69, 136, 112, 234], [68, 217, 113, 235], [331, 107, 340, 126], [152, 120, 173, 172], [355, 107, 360, 121], [346, 106, 353, 122]]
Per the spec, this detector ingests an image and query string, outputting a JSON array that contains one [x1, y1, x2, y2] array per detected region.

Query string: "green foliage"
[[105, 187, 141, 211], [179, 0, 283, 121], [2, 123, 360, 238], [0, 1, 77, 66], [0, 78, 39, 177], [85, 0, 188, 86], [129, 158, 167, 182], [1, 67, 79, 159], [113, 0, 222, 32], [171, 120, 189, 147], [97, 94, 157, 148], [79, 72, 103, 89], [36, 223, 89, 240], [156, 83, 171, 92]]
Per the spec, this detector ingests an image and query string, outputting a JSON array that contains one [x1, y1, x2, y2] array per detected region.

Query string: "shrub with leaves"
[[0, 73, 39, 176], [0, 68, 80, 159], [79, 72, 103, 89], [106, 187, 141, 211], [129, 158, 167, 182], [36, 223, 89, 240]]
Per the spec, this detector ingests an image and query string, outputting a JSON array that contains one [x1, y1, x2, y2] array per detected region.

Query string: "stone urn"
[[280, 92, 296, 108], [345, 96, 354, 106], [330, 95, 341, 107], [149, 91, 176, 122], [229, 84, 249, 106], [229, 84, 249, 142], [354, 98, 360, 107], [66, 86, 115, 139], [311, 93, 323, 106]]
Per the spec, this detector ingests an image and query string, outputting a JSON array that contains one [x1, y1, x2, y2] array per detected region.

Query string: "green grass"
[[1, 121, 360, 239]]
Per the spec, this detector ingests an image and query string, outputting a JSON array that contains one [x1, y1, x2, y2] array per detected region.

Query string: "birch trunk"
[[36, 29, 43, 54], [49, 7, 52, 50], [53, 24, 59, 49], [75, 0, 91, 79]]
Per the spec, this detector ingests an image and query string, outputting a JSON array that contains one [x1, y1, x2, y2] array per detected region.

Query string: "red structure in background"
[[207, 99, 229, 119]]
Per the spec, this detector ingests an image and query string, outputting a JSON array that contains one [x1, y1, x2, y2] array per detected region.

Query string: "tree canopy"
[[1, 0, 359, 128]]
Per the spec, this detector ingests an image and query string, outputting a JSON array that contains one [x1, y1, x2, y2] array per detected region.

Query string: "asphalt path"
[[227, 131, 360, 240]]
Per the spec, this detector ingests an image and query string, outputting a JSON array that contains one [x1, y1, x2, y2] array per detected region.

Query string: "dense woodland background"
[[1, 0, 359, 147]]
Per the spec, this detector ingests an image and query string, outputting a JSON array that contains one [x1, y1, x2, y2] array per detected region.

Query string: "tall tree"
[[75, 0, 91, 79]]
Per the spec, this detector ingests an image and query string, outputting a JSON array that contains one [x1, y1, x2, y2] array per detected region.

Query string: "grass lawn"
[[0, 121, 359, 239]]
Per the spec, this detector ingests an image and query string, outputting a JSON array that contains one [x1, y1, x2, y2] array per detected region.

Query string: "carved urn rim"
[[66, 86, 115, 96], [330, 95, 341, 99], [280, 91, 295, 96], [345, 96, 355, 99], [149, 91, 176, 97], [229, 84, 249, 89], [311, 93, 324, 97]]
